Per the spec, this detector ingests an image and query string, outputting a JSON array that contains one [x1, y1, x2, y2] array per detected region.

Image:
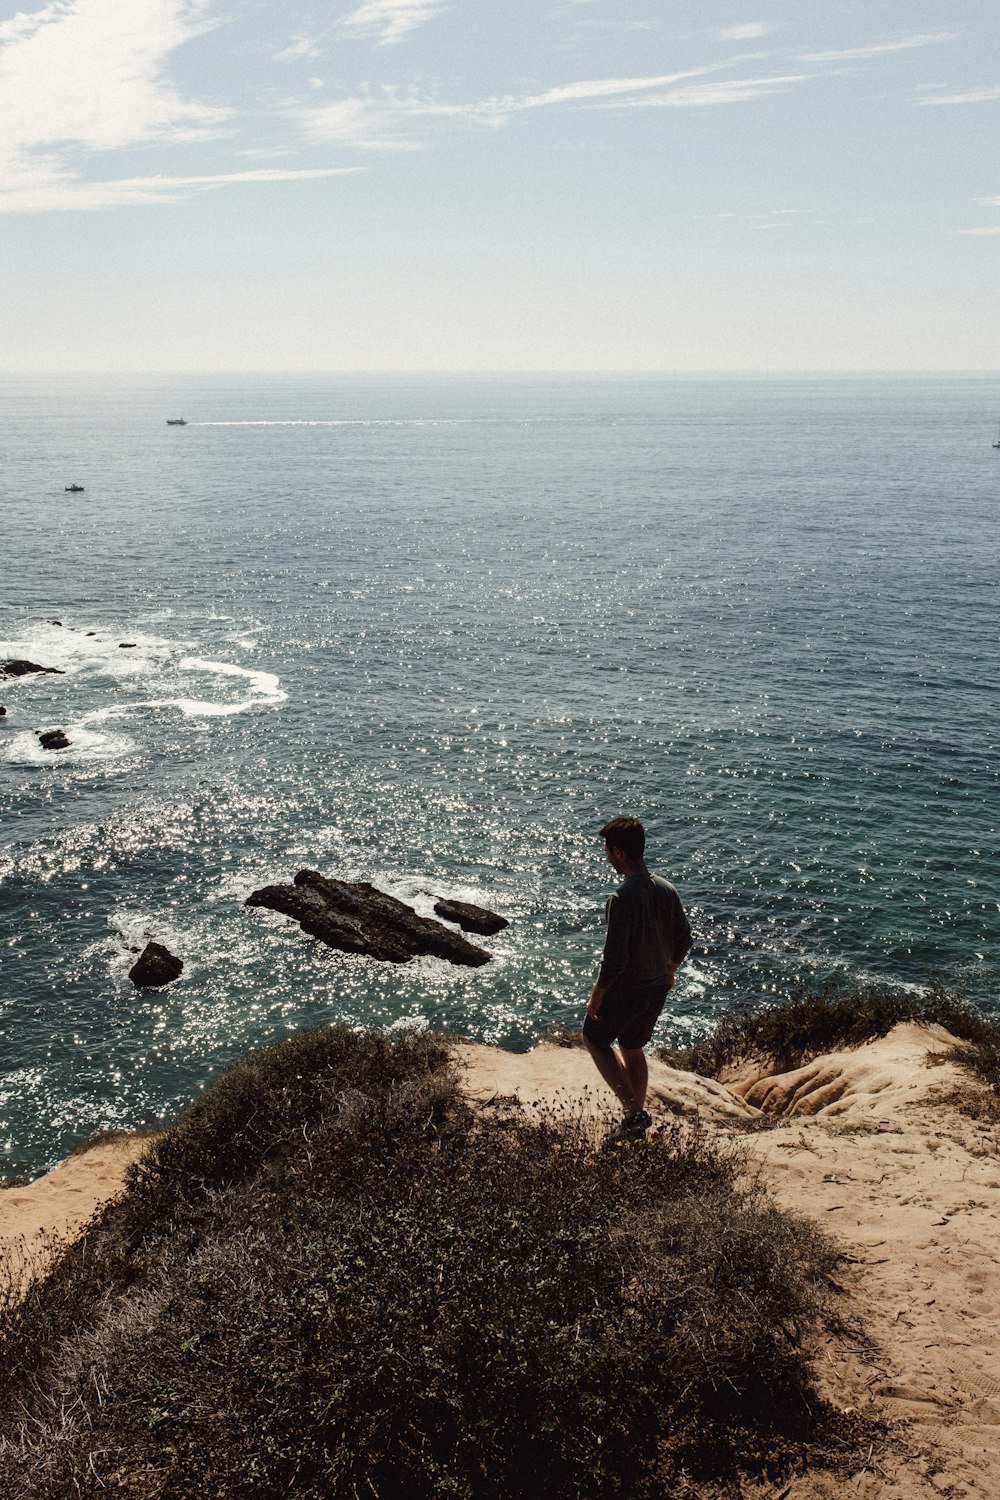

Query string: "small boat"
[[993, 423, 1000, 449], [166, 418, 188, 426], [65, 484, 85, 492]]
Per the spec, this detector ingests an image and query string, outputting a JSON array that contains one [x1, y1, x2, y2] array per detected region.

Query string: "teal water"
[[1, 374, 998, 1175]]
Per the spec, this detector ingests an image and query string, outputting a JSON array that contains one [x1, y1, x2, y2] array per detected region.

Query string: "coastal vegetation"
[[0, 1025, 865, 1499], [663, 981, 1000, 1098]]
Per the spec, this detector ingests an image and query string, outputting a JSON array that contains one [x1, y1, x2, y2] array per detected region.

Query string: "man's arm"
[[664, 889, 692, 986], [587, 983, 605, 1020], [594, 892, 631, 994]]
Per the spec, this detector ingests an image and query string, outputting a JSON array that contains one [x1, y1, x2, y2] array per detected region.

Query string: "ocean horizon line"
[[2, 367, 999, 382]]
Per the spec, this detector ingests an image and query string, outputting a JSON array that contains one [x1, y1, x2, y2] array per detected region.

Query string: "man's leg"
[[583, 1036, 643, 1116], [620, 1047, 648, 1112]]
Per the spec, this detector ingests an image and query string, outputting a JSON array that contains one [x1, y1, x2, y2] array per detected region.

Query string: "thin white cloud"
[[512, 67, 725, 109], [0, 164, 361, 214], [715, 24, 770, 42], [920, 85, 1000, 106], [600, 74, 812, 108], [957, 201, 1000, 233], [275, 34, 325, 63], [300, 94, 462, 150], [800, 32, 955, 64], [299, 63, 753, 147], [340, 0, 449, 46], [301, 25, 951, 158]]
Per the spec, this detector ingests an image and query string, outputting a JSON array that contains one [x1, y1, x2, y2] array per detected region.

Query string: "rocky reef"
[[37, 729, 71, 751], [0, 659, 64, 678], [431, 897, 510, 936], [128, 942, 184, 988], [246, 869, 498, 967]]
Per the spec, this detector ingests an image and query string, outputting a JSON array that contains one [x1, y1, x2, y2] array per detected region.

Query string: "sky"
[[1, 0, 998, 372]]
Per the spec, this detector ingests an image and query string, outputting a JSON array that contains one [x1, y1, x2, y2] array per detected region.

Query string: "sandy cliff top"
[[3, 1022, 997, 1498]]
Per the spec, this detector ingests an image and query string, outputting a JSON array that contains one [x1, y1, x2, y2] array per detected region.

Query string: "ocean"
[[1, 373, 998, 1176]]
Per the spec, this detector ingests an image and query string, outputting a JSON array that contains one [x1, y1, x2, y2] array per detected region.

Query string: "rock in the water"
[[246, 869, 492, 967], [37, 729, 71, 750], [129, 941, 184, 988], [1, 659, 65, 678], [0, 706, 6, 718], [119, 642, 137, 649], [433, 897, 509, 936]]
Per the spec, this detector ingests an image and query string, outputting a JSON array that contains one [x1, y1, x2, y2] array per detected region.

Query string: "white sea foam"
[[193, 417, 548, 427], [103, 912, 191, 992], [0, 622, 177, 678], [1, 628, 287, 756], [197, 418, 431, 427], [1, 726, 137, 765], [388, 1015, 430, 1035], [175, 657, 287, 716]]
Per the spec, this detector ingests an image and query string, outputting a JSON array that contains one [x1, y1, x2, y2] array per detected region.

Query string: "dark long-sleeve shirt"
[[596, 872, 692, 993]]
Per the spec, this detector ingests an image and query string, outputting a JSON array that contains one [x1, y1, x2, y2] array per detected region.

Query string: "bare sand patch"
[[0, 1133, 152, 1283]]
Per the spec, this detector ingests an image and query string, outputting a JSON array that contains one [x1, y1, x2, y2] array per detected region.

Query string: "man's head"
[[599, 817, 646, 868]]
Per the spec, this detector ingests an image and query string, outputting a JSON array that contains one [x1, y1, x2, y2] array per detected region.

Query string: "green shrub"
[[0, 1027, 865, 1499]]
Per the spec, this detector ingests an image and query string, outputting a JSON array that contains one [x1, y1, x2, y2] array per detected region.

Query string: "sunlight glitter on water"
[[1, 373, 998, 1173]]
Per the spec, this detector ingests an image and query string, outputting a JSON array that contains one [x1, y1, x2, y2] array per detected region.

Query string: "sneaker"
[[603, 1109, 652, 1149]]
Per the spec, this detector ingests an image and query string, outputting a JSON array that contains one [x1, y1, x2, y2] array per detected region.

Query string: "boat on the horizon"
[[993, 423, 1000, 449], [166, 418, 188, 426], [64, 484, 85, 493]]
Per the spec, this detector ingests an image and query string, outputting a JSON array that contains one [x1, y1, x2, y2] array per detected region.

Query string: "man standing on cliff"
[[583, 817, 692, 1144]]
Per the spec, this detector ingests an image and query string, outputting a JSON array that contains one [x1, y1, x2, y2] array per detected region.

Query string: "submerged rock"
[[246, 869, 492, 967], [37, 729, 71, 750], [1, 659, 65, 678], [432, 897, 509, 936], [129, 941, 184, 988]]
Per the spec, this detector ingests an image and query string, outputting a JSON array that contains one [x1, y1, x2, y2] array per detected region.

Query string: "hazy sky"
[[2, 0, 998, 371]]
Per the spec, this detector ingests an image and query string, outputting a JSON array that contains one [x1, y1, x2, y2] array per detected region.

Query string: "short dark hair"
[[599, 817, 645, 859]]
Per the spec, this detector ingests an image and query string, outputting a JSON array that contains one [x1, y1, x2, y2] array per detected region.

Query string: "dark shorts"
[[583, 978, 671, 1051]]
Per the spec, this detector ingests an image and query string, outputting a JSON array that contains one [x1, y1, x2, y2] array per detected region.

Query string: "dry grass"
[[0, 1026, 870, 1498], [933, 1081, 1000, 1126], [65, 1126, 161, 1159], [537, 1022, 587, 1048], [663, 982, 999, 1077]]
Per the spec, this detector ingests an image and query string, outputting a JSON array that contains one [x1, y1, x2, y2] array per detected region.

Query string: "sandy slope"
[[0, 1134, 151, 1285], [3, 1025, 998, 1496], [732, 1027, 1000, 1500]]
